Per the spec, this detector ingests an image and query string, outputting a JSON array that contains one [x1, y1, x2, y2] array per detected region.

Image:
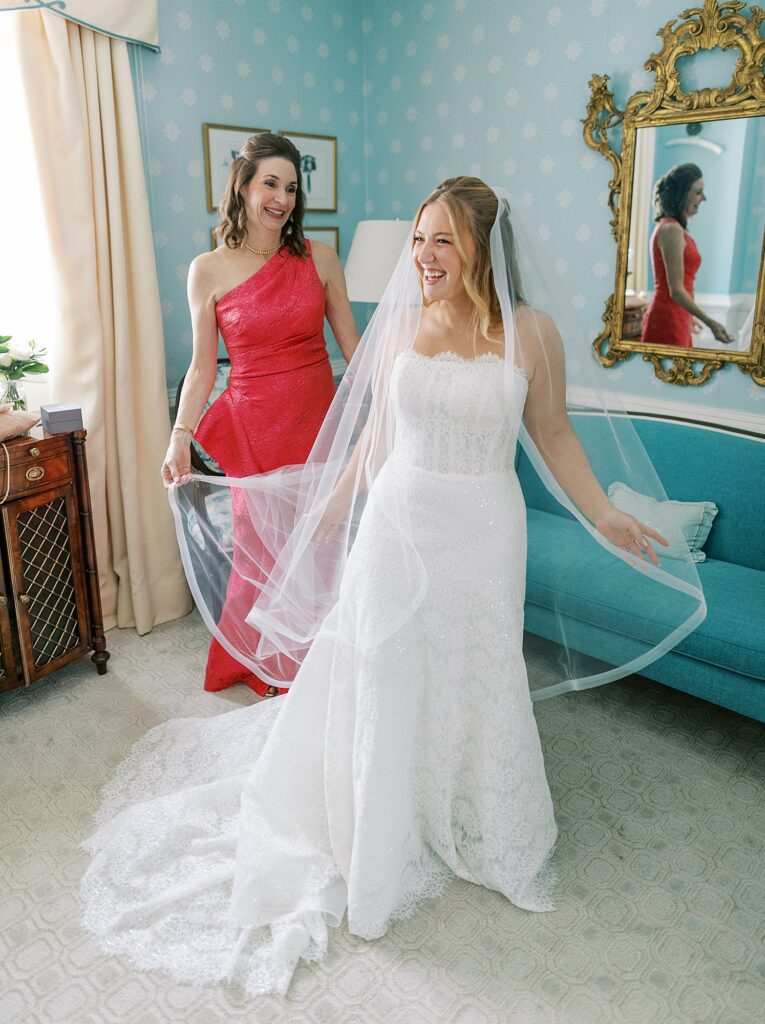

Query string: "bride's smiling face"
[[413, 201, 474, 304]]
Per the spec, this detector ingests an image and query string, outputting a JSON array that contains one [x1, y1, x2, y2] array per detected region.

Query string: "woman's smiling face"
[[241, 157, 298, 234], [684, 177, 706, 219], [412, 201, 473, 304]]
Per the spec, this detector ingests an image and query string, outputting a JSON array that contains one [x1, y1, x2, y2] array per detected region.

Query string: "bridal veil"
[[169, 182, 706, 700]]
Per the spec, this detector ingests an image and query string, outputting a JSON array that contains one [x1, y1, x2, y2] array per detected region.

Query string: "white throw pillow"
[[607, 481, 718, 563]]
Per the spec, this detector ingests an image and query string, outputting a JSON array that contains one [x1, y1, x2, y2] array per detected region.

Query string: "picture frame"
[[279, 131, 337, 211], [203, 123, 266, 213], [304, 226, 339, 253]]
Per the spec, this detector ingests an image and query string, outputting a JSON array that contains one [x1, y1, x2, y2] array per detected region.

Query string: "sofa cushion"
[[526, 508, 765, 681], [630, 418, 765, 572], [607, 480, 717, 562], [517, 416, 765, 571]]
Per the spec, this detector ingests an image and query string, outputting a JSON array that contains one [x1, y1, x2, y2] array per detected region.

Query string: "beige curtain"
[[0, 0, 158, 49], [10, 10, 191, 633]]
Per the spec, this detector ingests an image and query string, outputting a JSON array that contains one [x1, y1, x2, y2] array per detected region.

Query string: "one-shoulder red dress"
[[641, 217, 702, 348], [194, 243, 335, 696]]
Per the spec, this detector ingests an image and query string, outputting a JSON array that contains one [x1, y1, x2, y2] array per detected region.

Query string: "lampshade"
[[343, 219, 413, 303]]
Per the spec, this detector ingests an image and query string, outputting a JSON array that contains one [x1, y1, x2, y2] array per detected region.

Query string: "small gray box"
[[41, 403, 84, 434]]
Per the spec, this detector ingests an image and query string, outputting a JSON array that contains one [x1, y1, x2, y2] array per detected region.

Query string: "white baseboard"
[[567, 384, 765, 436]]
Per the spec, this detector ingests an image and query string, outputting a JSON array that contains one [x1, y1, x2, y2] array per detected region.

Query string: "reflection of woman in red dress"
[[161, 133, 358, 696], [642, 163, 733, 347]]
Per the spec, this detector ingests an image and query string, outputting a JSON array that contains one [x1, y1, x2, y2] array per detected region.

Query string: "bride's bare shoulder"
[[514, 304, 557, 337], [512, 305, 564, 380]]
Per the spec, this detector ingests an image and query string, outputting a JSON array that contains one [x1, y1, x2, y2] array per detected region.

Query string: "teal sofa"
[[518, 415, 765, 723]]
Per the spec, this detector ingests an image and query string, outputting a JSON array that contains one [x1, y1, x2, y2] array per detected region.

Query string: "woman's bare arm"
[[312, 242, 360, 363], [521, 311, 667, 562], [522, 312, 611, 523], [161, 254, 220, 487], [658, 223, 733, 342]]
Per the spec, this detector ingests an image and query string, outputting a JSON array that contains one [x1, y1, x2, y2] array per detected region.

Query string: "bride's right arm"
[[312, 422, 376, 543], [313, 351, 398, 542]]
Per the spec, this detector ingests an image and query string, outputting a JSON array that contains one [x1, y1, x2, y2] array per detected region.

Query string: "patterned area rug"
[[1, 611, 763, 1024]]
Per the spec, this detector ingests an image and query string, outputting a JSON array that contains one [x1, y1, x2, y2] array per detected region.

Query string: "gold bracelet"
[[172, 423, 195, 437]]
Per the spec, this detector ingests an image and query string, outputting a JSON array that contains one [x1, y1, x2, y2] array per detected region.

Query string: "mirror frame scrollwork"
[[583, 0, 765, 387]]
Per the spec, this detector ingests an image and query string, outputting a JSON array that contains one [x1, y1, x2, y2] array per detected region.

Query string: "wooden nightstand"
[[0, 429, 108, 693]]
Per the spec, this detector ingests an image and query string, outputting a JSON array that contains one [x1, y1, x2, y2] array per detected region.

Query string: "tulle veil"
[[168, 184, 706, 700]]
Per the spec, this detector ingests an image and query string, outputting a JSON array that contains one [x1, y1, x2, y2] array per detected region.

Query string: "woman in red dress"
[[641, 163, 733, 347], [161, 133, 359, 696]]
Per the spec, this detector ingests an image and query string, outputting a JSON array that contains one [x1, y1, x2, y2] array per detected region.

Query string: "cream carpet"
[[1, 611, 763, 1024]]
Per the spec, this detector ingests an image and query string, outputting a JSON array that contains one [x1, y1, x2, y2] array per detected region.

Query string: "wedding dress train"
[[82, 349, 557, 995]]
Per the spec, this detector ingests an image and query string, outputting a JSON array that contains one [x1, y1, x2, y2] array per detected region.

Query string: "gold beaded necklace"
[[243, 239, 283, 256]]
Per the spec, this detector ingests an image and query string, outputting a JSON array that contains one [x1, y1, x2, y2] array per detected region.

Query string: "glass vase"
[[0, 378, 27, 412]]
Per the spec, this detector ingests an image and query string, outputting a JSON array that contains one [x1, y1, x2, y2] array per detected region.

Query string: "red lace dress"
[[194, 243, 335, 695], [641, 217, 701, 348]]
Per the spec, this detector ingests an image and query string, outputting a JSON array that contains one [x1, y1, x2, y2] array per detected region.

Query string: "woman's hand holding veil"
[[313, 482, 354, 545], [594, 506, 668, 566]]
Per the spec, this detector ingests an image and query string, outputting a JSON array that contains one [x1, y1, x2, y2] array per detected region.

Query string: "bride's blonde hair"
[[415, 176, 525, 342]]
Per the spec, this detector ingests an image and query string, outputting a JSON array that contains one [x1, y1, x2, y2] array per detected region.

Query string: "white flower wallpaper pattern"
[[136, 0, 764, 413], [133, 0, 366, 388]]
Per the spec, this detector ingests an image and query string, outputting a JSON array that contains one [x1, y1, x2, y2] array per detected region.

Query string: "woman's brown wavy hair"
[[215, 132, 307, 257], [653, 163, 703, 229]]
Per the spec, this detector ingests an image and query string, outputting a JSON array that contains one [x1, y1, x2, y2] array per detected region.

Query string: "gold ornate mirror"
[[583, 0, 765, 387]]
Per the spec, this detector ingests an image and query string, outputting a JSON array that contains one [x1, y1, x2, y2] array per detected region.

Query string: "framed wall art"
[[203, 123, 266, 213], [304, 226, 339, 253], [279, 131, 337, 211]]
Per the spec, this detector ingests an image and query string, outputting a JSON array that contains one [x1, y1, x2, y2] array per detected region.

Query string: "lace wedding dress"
[[82, 349, 557, 996]]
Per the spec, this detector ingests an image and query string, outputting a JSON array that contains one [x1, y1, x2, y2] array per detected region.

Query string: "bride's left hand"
[[594, 506, 669, 566]]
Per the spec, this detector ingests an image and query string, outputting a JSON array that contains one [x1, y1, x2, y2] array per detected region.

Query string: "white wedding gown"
[[82, 349, 557, 996]]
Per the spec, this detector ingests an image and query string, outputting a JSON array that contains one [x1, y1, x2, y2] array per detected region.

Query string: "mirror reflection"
[[623, 116, 765, 353]]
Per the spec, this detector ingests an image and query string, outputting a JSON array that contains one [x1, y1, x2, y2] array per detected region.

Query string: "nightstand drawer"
[[0, 444, 72, 501]]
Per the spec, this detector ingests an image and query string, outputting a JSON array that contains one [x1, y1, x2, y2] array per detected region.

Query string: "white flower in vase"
[[0, 335, 49, 410]]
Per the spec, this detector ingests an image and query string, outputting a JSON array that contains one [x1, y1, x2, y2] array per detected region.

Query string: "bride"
[[82, 178, 695, 997]]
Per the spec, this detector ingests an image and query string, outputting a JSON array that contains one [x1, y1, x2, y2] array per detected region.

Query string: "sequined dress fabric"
[[195, 244, 335, 694], [82, 349, 557, 996]]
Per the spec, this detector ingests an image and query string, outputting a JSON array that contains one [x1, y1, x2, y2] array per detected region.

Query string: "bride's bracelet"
[[172, 422, 195, 439]]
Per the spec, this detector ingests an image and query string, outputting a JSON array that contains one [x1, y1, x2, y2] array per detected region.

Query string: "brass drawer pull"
[[26, 466, 45, 482], [29, 447, 41, 457], [19, 594, 30, 604]]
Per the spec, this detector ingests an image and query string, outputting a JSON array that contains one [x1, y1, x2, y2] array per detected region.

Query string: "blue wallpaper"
[[358, 0, 764, 413], [133, 0, 366, 389], [136, 0, 764, 415]]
